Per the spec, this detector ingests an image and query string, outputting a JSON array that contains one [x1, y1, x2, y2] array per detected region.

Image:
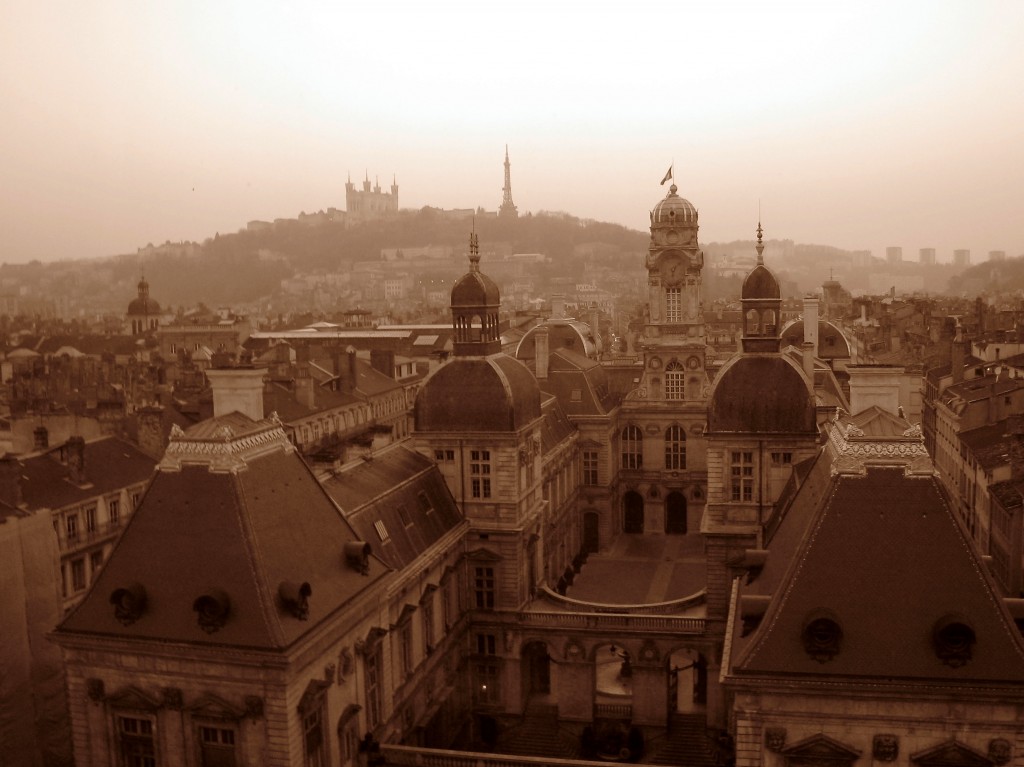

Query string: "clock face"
[[662, 253, 685, 285]]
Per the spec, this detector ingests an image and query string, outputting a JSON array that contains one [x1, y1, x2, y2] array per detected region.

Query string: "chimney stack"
[[347, 346, 358, 393], [205, 367, 267, 421], [0, 455, 23, 507], [551, 294, 566, 319], [535, 325, 550, 380], [67, 436, 86, 484], [847, 365, 903, 416], [294, 365, 315, 409], [803, 296, 820, 359], [951, 324, 966, 385]]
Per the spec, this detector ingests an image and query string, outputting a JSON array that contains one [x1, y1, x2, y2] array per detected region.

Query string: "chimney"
[[205, 367, 267, 421], [589, 309, 601, 355], [33, 425, 48, 452], [801, 341, 815, 383], [803, 296, 820, 359], [347, 346, 358, 393], [136, 405, 167, 460], [0, 455, 23, 507], [551, 294, 566, 319], [1009, 415, 1024, 482], [847, 365, 902, 416], [295, 365, 315, 409], [951, 325, 965, 385], [67, 436, 86, 484], [370, 349, 396, 379], [535, 325, 550, 380]]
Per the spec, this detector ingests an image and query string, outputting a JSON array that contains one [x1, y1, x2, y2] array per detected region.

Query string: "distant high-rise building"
[[498, 145, 518, 219], [886, 246, 903, 264], [989, 250, 1007, 262], [953, 249, 971, 267], [919, 247, 936, 265]]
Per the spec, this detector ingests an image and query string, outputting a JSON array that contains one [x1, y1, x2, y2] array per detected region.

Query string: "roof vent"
[[344, 541, 371, 575], [802, 609, 843, 662], [279, 581, 312, 620], [932, 614, 975, 667], [193, 590, 231, 634], [110, 583, 147, 626]]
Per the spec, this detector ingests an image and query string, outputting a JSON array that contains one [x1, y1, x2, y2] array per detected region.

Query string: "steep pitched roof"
[[58, 414, 388, 650], [729, 449, 1024, 684]]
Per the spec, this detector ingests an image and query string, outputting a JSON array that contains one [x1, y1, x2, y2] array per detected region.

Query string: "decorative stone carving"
[[932, 616, 975, 667], [873, 734, 899, 761], [162, 687, 183, 710], [765, 727, 787, 753], [564, 639, 585, 661], [244, 695, 264, 720], [323, 664, 336, 683], [110, 583, 147, 626], [638, 639, 660, 663], [86, 678, 105, 702], [989, 739, 1012, 766], [338, 647, 353, 683], [193, 590, 231, 633], [802, 614, 843, 662]]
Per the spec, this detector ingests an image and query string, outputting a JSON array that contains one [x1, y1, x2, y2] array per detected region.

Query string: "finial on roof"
[[669, 183, 678, 194], [468, 223, 480, 271], [756, 221, 765, 263]]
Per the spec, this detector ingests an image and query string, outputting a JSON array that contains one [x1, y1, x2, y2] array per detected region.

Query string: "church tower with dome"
[[702, 225, 819, 623], [616, 182, 710, 538], [127, 275, 162, 335], [413, 233, 548, 609]]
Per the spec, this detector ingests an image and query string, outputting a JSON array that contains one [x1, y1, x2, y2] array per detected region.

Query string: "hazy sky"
[[3, 1, 1023, 264]]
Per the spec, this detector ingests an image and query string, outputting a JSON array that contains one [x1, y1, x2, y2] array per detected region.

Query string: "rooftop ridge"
[[160, 412, 294, 473], [827, 412, 933, 476]]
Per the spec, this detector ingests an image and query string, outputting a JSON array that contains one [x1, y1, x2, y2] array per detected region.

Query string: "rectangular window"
[[471, 450, 492, 498], [365, 646, 382, 729], [434, 449, 455, 462], [770, 451, 793, 466], [66, 514, 79, 542], [118, 715, 156, 767], [397, 503, 412, 527], [474, 566, 495, 609], [109, 498, 121, 525], [374, 520, 390, 542], [583, 450, 599, 485], [303, 707, 325, 767], [399, 620, 413, 677], [422, 597, 435, 654], [665, 286, 682, 323], [730, 451, 754, 502], [90, 549, 104, 575], [417, 490, 433, 515], [476, 633, 497, 655], [85, 506, 97, 532], [71, 558, 86, 592], [475, 661, 500, 704], [199, 724, 237, 767]]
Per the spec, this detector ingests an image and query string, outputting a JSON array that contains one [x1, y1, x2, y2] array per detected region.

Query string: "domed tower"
[[413, 234, 545, 609], [127, 275, 162, 336], [702, 224, 818, 642], [740, 223, 782, 353], [615, 180, 710, 538]]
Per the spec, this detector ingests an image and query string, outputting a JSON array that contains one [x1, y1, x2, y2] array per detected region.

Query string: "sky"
[[2, 1, 1023, 264]]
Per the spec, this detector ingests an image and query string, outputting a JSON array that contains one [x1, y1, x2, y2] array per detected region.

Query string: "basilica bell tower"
[[616, 180, 709, 537]]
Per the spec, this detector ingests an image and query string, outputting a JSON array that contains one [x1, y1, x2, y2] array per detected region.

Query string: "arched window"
[[746, 309, 760, 335], [621, 425, 643, 469], [763, 309, 777, 335], [665, 425, 686, 470], [665, 361, 684, 400], [471, 314, 483, 341]]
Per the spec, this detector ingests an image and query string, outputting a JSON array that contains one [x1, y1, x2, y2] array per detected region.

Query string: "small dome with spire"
[[742, 222, 780, 300], [128, 276, 162, 315], [651, 184, 698, 225]]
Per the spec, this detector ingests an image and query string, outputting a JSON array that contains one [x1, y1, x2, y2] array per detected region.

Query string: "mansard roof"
[[57, 414, 388, 650]]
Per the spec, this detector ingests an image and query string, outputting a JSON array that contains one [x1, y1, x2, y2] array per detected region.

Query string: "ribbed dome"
[[415, 355, 541, 432], [708, 356, 815, 434], [652, 185, 698, 225], [742, 264, 780, 300], [451, 270, 500, 308], [128, 296, 161, 315]]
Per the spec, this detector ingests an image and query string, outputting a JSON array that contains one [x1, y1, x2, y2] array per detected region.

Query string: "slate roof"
[[539, 394, 576, 454], [17, 437, 156, 511], [960, 420, 1012, 473], [58, 415, 389, 649], [709, 356, 816, 435], [780, 320, 852, 359], [321, 445, 463, 570], [729, 451, 1024, 684], [537, 348, 619, 416]]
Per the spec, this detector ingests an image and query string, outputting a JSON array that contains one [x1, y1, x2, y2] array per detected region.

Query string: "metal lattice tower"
[[499, 145, 518, 219]]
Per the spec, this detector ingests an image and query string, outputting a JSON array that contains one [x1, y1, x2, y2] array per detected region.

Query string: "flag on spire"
[[660, 165, 673, 186]]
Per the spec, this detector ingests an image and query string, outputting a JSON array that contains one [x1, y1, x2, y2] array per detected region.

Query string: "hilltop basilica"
[[54, 183, 1024, 767]]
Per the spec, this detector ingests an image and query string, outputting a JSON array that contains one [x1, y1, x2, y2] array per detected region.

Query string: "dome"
[[128, 296, 162, 315], [415, 355, 541, 432], [742, 263, 780, 301], [780, 320, 852, 360], [451, 270, 500, 308], [708, 356, 816, 434], [651, 184, 698, 225], [515, 320, 599, 361]]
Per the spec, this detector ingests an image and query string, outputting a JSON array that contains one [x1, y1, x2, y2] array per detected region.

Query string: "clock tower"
[[616, 181, 709, 537]]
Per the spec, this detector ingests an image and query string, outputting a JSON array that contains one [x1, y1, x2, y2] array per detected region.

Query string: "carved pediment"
[[466, 547, 502, 562], [186, 693, 246, 721], [392, 603, 417, 627], [106, 685, 161, 712], [910, 740, 994, 767], [781, 733, 862, 765], [297, 679, 331, 715]]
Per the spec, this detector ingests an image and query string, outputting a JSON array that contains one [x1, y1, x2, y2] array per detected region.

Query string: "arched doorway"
[[583, 511, 600, 554], [665, 492, 687, 534], [623, 492, 644, 534], [666, 649, 707, 720], [522, 641, 551, 698]]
